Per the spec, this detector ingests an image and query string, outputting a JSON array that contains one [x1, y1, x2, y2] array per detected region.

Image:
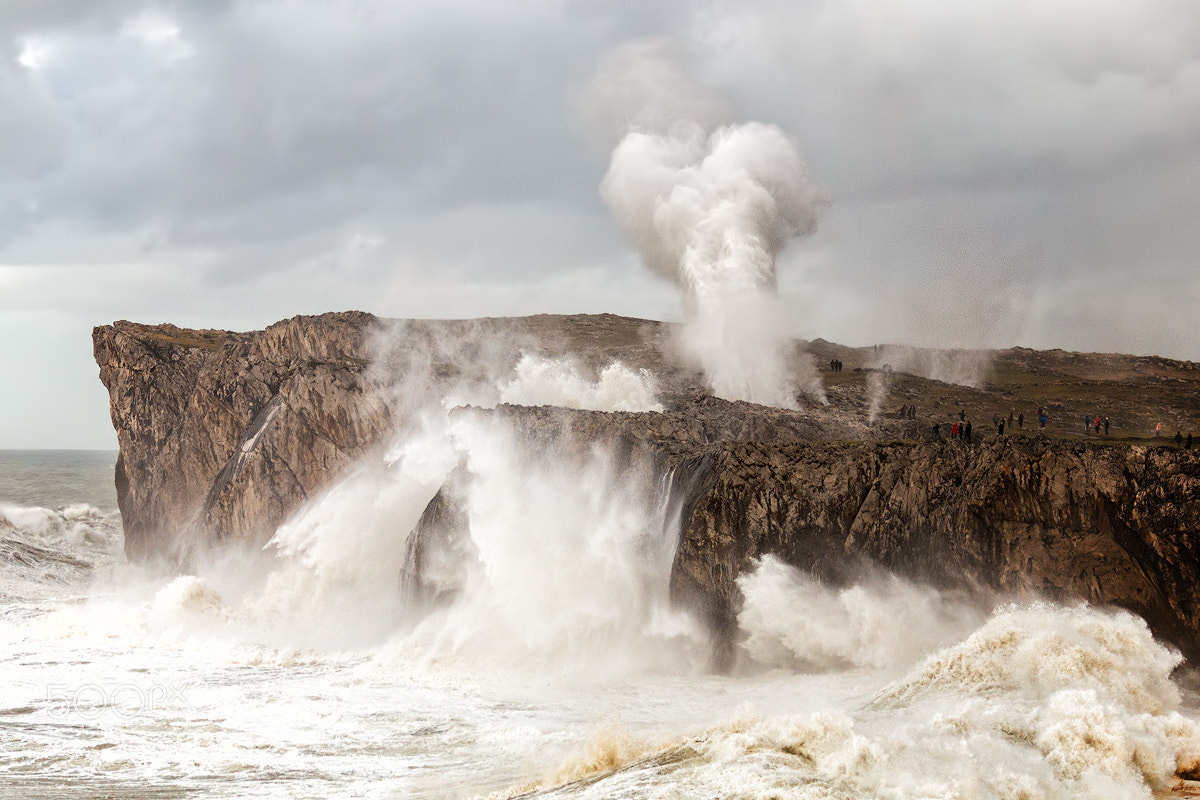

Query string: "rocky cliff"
[[668, 435, 1200, 668], [95, 312, 1200, 666], [93, 312, 393, 560]]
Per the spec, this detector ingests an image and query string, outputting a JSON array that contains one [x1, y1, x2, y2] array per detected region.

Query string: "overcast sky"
[[2, 0, 1197, 448]]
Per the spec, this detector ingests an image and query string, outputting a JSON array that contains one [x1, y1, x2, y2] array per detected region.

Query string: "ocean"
[[3, 443, 1199, 799]]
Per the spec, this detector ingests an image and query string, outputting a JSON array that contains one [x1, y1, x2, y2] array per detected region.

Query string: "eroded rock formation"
[[95, 312, 1200, 666], [667, 436, 1200, 668], [93, 312, 392, 560]]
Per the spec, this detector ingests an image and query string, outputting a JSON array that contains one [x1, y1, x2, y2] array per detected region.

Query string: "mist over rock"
[[94, 312, 1200, 665]]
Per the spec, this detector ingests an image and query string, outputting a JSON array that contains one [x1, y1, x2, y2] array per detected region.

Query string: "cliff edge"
[[95, 312, 1200, 663]]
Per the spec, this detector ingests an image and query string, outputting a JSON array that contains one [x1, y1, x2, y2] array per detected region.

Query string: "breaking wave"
[[528, 604, 1200, 799], [0, 502, 122, 601]]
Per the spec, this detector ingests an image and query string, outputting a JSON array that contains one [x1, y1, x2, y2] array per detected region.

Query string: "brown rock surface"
[[93, 312, 392, 560], [666, 435, 1200, 668], [95, 311, 1200, 666]]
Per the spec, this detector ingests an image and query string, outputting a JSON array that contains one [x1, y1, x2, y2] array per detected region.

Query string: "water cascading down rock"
[[94, 312, 1200, 669]]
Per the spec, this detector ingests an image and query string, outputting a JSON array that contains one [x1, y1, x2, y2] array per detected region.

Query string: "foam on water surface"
[[3, 352, 1199, 798]]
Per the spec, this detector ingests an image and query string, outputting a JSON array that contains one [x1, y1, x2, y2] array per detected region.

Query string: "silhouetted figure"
[[965, 421, 972, 442], [1084, 415, 1090, 433], [933, 423, 940, 442], [910, 406, 917, 419], [959, 409, 966, 422], [1187, 432, 1193, 449], [1176, 431, 1184, 445], [1095, 417, 1101, 435], [1104, 417, 1110, 435], [1008, 411, 1014, 427], [1017, 412, 1024, 428], [999, 420, 1005, 435], [1156, 422, 1162, 438]]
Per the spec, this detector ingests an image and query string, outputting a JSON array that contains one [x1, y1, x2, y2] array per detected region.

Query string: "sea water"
[[3, 415, 1200, 799]]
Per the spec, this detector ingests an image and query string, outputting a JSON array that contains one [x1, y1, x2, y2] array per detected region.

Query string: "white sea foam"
[[394, 411, 701, 677], [737, 555, 989, 673], [528, 604, 1200, 799], [0, 502, 122, 602], [4, 345, 1198, 798], [498, 354, 662, 412]]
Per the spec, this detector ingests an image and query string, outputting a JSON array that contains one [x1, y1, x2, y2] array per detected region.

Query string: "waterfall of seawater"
[[240, 407, 705, 676]]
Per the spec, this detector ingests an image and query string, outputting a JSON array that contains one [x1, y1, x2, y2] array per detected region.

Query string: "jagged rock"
[[404, 404, 1200, 668], [95, 312, 1200, 667], [93, 312, 392, 560], [92, 311, 708, 559], [666, 435, 1200, 669]]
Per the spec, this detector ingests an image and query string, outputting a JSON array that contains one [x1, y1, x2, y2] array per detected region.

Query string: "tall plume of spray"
[[589, 39, 830, 408]]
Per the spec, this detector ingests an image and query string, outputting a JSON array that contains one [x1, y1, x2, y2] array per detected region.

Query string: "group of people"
[[990, 410, 1022, 432], [829, 359, 844, 372], [925, 404, 1195, 448], [897, 404, 917, 419]]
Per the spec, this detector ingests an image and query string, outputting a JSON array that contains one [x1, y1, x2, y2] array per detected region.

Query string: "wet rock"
[[96, 312, 1200, 666]]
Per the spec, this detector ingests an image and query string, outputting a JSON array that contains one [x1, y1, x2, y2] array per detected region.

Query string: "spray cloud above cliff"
[[591, 40, 830, 409]]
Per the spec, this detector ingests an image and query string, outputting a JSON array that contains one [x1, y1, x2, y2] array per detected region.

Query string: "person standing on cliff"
[[933, 423, 940, 442], [952, 422, 959, 439], [1018, 412, 1023, 428], [998, 420, 1005, 435], [1188, 432, 1193, 449], [1176, 431, 1184, 446], [965, 421, 972, 443], [1095, 416, 1101, 435], [1156, 422, 1162, 438], [1104, 417, 1110, 435]]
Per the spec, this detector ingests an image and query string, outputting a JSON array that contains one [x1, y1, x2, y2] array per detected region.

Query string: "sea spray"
[[249, 420, 459, 648], [0, 502, 122, 601], [593, 39, 829, 408], [398, 409, 703, 676], [524, 604, 1200, 799], [866, 370, 887, 425], [736, 555, 989, 673], [873, 343, 992, 389], [499, 354, 662, 412], [152, 342, 687, 665]]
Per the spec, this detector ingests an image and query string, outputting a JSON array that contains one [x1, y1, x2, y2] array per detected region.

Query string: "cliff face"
[[400, 405, 1200, 667], [92, 311, 705, 560], [93, 312, 392, 560], [665, 436, 1200, 668], [95, 312, 1200, 666]]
